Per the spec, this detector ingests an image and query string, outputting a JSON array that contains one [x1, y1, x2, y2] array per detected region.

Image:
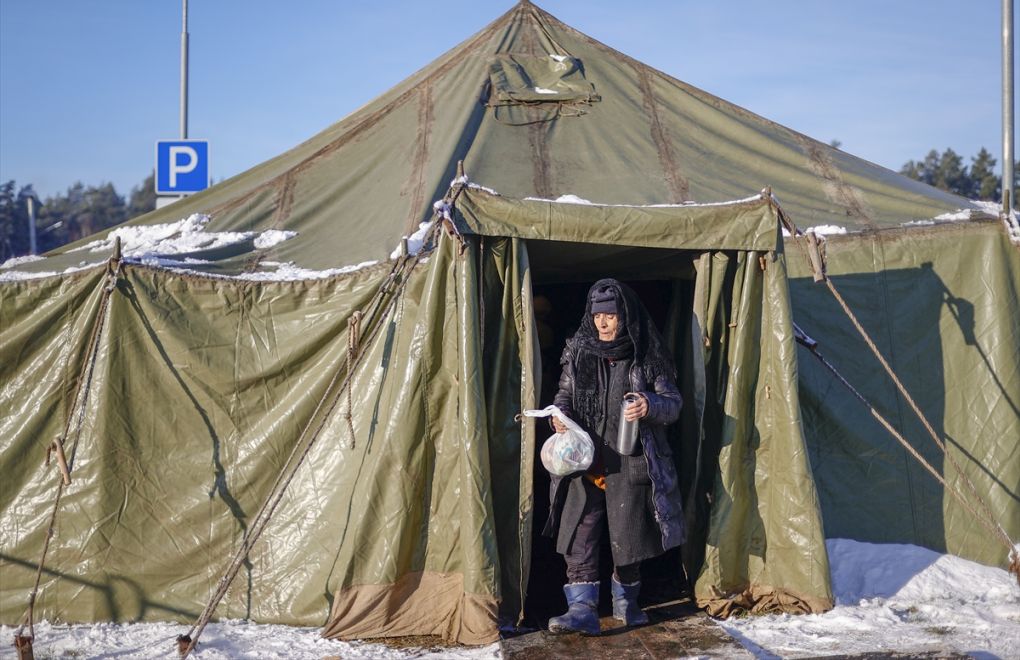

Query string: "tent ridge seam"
[[403, 83, 435, 234], [633, 62, 689, 203]]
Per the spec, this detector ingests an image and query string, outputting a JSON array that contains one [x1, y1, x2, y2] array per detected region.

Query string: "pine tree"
[[932, 148, 968, 196], [969, 148, 999, 201], [900, 160, 923, 181], [0, 180, 22, 261], [128, 172, 156, 218], [920, 149, 941, 185], [1015, 160, 1019, 209], [0, 181, 40, 261], [36, 181, 127, 251], [900, 147, 1016, 204]]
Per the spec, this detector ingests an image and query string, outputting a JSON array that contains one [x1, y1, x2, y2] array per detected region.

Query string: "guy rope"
[[12, 239, 123, 660], [175, 172, 469, 658], [770, 196, 1020, 586]]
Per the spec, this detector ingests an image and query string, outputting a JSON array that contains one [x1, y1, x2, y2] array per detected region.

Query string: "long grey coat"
[[543, 340, 685, 565]]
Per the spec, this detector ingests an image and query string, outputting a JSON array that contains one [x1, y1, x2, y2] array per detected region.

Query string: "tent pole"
[[1004, 0, 1014, 212]]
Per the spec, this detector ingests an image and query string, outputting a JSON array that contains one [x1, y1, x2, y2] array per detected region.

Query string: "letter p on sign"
[[169, 146, 198, 188], [156, 140, 210, 195]]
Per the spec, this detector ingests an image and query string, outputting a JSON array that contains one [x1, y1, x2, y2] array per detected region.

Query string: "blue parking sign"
[[156, 140, 209, 194]]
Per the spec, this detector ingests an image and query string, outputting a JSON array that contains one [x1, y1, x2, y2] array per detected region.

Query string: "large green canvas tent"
[[2, 0, 1017, 646]]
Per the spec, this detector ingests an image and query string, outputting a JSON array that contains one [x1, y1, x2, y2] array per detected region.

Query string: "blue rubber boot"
[[611, 575, 649, 626], [547, 582, 600, 635]]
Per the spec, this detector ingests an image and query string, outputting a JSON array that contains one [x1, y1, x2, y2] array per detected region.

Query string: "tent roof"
[[34, 1, 985, 275]]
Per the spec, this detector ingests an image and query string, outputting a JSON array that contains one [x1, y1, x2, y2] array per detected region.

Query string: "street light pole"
[[1004, 0, 1014, 212], [26, 194, 38, 255], [180, 0, 189, 140]]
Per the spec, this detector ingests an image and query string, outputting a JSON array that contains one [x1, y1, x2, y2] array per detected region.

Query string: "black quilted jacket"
[[543, 339, 686, 556]]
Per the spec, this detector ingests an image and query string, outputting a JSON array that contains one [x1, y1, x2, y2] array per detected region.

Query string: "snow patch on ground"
[[0, 620, 501, 659], [2, 542, 1016, 658], [720, 539, 1020, 659]]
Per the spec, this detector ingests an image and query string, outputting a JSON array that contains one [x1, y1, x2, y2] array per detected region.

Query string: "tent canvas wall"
[[2, 187, 833, 644], [2, 0, 1018, 645], [787, 221, 1020, 569]]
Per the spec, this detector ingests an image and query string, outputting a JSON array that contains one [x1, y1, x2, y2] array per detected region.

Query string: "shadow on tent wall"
[[0, 552, 199, 623], [791, 261, 1019, 563]]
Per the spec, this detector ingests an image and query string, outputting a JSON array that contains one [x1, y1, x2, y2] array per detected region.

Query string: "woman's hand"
[[623, 393, 648, 421], [551, 416, 567, 433]]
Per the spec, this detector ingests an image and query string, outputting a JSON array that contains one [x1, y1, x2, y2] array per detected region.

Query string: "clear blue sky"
[[0, 1, 1013, 200]]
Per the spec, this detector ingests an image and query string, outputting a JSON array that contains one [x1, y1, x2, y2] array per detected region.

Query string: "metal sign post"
[[181, 0, 189, 141], [156, 0, 206, 207], [1004, 0, 1015, 212], [26, 194, 38, 255]]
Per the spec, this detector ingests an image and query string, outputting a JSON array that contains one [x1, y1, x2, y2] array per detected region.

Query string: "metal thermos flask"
[[614, 394, 641, 455]]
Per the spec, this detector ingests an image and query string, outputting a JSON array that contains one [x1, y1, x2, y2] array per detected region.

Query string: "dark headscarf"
[[572, 278, 675, 383], [568, 279, 676, 434]]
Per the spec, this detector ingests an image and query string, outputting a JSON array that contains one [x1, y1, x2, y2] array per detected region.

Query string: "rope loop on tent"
[[343, 310, 364, 449], [176, 174, 467, 659], [778, 205, 1020, 585], [13, 242, 123, 656]]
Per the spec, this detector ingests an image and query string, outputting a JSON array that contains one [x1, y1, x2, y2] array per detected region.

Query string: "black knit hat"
[[576, 277, 676, 383], [590, 284, 618, 315]]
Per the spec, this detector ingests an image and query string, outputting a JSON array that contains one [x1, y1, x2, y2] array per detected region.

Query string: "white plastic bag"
[[523, 405, 594, 476]]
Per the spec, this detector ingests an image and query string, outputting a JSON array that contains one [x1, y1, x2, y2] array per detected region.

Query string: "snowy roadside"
[[4, 539, 1017, 659]]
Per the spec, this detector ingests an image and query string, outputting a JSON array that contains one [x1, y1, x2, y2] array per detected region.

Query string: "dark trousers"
[[564, 478, 641, 584]]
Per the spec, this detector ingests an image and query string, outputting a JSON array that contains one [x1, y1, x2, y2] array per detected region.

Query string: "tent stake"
[[13, 634, 34, 660]]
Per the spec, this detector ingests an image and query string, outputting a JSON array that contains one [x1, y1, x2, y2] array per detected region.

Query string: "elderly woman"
[[545, 278, 684, 635]]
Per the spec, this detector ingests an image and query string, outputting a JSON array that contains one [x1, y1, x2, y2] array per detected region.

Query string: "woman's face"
[[593, 313, 619, 341]]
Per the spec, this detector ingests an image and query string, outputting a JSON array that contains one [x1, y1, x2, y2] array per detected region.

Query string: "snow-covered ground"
[[3, 539, 1017, 658], [1, 620, 501, 659], [721, 539, 1020, 659]]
